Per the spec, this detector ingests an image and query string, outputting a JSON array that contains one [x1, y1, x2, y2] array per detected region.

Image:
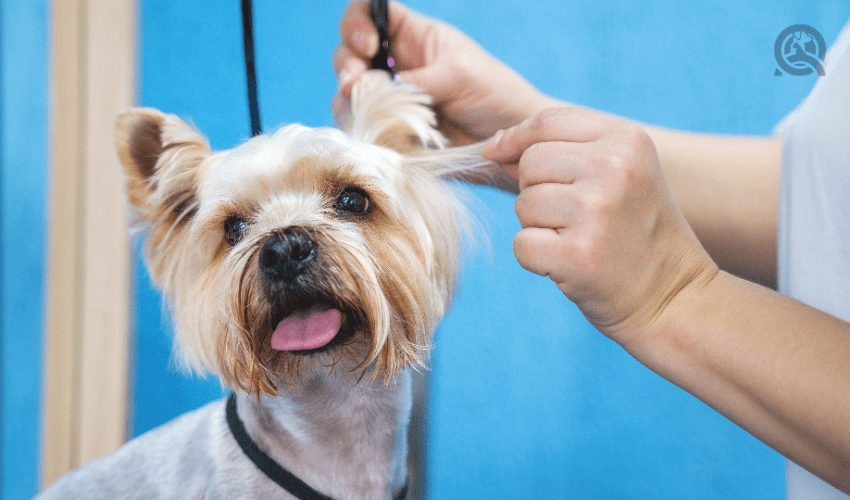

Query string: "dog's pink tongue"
[[271, 308, 342, 351]]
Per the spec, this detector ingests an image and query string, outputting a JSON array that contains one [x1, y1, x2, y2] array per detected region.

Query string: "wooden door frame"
[[42, 0, 135, 487]]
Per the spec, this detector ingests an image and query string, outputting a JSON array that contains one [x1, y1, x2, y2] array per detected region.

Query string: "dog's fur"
[[37, 73, 489, 500]]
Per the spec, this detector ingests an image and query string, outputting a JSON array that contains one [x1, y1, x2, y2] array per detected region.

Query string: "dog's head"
[[117, 73, 487, 394]]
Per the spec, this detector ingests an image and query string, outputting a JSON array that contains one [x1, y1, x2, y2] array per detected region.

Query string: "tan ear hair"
[[339, 71, 448, 154], [117, 108, 165, 207], [116, 107, 211, 211], [115, 107, 211, 285]]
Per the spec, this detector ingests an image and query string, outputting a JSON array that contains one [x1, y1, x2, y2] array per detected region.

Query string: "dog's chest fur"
[[42, 369, 412, 500]]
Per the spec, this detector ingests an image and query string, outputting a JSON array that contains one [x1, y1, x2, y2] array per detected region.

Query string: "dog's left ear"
[[339, 72, 447, 154]]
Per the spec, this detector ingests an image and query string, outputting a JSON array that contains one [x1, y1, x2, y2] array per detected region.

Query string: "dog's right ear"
[[116, 108, 211, 284], [116, 107, 210, 223], [339, 72, 447, 154]]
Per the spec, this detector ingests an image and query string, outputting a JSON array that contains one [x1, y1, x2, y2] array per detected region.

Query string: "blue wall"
[[137, 0, 848, 498], [0, 1, 48, 499], [1, 0, 846, 498]]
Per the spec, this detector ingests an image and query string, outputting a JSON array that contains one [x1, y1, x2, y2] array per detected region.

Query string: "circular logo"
[[774, 24, 826, 76]]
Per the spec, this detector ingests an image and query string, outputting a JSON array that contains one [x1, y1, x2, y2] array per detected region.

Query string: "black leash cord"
[[241, 0, 394, 138], [240, 0, 262, 136]]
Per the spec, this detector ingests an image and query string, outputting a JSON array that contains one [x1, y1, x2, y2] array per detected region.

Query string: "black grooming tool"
[[370, 0, 399, 78]]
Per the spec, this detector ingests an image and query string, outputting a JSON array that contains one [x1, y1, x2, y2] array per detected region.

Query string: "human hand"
[[334, 0, 550, 145], [483, 107, 719, 347]]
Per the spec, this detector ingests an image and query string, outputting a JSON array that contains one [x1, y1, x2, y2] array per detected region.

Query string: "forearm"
[[631, 271, 850, 492], [647, 128, 781, 287]]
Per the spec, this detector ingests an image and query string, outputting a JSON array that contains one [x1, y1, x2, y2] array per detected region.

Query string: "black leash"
[[240, 0, 262, 136], [226, 393, 409, 500], [240, 0, 396, 139]]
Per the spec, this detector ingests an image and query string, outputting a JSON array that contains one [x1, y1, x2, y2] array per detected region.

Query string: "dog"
[[37, 72, 491, 500]]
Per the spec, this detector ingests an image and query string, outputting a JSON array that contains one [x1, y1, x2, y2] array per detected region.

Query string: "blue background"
[[1, 1, 48, 499], [3, 0, 850, 498]]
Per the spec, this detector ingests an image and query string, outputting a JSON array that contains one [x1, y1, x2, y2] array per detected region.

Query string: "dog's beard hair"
[[215, 229, 379, 394], [171, 207, 456, 395]]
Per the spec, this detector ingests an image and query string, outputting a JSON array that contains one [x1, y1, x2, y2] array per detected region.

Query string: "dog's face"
[[117, 74, 483, 394]]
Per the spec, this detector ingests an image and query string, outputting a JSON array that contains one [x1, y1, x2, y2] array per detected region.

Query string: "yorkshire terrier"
[[37, 73, 491, 500]]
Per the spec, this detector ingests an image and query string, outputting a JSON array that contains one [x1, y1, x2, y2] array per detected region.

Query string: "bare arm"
[[638, 270, 850, 492], [485, 108, 850, 493], [647, 128, 781, 287]]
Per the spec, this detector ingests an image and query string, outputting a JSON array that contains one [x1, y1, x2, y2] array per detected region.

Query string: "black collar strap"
[[226, 393, 408, 500]]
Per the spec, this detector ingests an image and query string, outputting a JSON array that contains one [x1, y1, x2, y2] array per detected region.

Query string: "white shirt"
[[777, 19, 850, 500]]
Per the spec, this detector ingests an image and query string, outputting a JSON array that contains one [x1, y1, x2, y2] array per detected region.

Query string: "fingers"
[[334, 44, 369, 97], [515, 141, 596, 190], [337, 1, 424, 98], [336, 1, 375, 98], [512, 227, 565, 278], [339, 1, 421, 59], [339, 0, 379, 58], [482, 107, 614, 164], [515, 183, 578, 230]]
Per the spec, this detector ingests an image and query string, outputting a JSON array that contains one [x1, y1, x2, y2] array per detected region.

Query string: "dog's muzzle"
[[257, 228, 355, 353], [260, 227, 316, 282]]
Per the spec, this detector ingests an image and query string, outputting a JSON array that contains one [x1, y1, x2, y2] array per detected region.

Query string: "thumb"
[[483, 107, 609, 163]]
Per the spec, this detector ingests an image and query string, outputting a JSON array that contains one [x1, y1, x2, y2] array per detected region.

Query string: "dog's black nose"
[[260, 228, 316, 281]]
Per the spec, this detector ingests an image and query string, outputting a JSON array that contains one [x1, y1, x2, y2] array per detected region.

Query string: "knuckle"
[[575, 189, 614, 228], [513, 230, 546, 271], [519, 142, 547, 169], [529, 107, 564, 134], [601, 153, 632, 190], [514, 185, 550, 226], [518, 142, 562, 186], [615, 123, 655, 156], [595, 142, 646, 195], [574, 187, 599, 211]]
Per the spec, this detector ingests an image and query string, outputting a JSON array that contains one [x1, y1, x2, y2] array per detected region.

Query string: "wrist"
[[618, 259, 722, 369]]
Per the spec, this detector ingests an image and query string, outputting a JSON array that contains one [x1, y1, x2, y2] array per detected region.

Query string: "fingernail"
[[352, 30, 378, 56], [482, 129, 505, 156]]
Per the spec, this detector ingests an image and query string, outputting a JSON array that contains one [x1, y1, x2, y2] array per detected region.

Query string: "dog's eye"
[[224, 215, 249, 246], [335, 188, 371, 215]]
